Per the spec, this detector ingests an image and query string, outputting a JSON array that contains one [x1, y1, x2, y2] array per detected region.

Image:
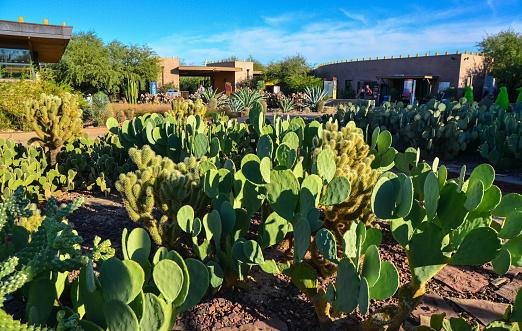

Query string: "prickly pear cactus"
[[24, 93, 83, 166], [116, 145, 210, 248]]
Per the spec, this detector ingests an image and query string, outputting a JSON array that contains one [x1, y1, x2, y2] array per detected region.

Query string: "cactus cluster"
[[59, 134, 135, 195], [123, 78, 139, 104], [116, 146, 210, 247], [24, 93, 84, 166], [367, 156, 522, 329], [68, 227, 208, 331], [309, 120, 380, 275], [337, 98, 482, 160], [0, 186, 106, 330], [107, 110, 248, 166], [167, 98, 206, 120], [335, 97, 522, 167], [476, 105, 522, 168], [0, 138, 76, 202]]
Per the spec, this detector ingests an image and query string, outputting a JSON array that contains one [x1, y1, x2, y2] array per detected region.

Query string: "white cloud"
[[262, 14, 293, 25], [147, 5, 522, 66], [339, 9, 367, 24]]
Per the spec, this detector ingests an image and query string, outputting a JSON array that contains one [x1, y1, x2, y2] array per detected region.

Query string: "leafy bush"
[[286, 72, 322, 92], [158, 81, 178, 93], [0, 78, 73, 130]]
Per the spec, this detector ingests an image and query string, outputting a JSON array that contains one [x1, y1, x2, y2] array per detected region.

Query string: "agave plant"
[[201, 89, 225, 105], [279, 97, 295, 113], [232, 87, 265, 111], [304, 86, 332, 110], [228, 97, 244, 113]]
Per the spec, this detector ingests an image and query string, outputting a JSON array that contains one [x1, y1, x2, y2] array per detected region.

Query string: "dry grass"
[[109, 103, 171, 116]]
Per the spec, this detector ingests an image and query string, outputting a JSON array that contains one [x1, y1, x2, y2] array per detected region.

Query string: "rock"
[[216, 318, 288, 330], [411, 292, 459, 323], [434, 265, 488, 293], [496, 279, 522, 302], [449, 298, 508, 325]]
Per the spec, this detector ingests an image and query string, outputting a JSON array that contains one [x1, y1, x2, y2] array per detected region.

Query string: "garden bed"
[[7, 173, 518, 331]]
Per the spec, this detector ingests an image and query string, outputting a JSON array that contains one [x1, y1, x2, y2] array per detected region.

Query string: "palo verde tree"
[[477, 28, 522, 102]]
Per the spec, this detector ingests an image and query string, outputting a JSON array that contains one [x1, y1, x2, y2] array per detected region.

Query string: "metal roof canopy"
[[0, 20, 72, 63], [178, 66, 242, 76], [377, 75, 438, 80]]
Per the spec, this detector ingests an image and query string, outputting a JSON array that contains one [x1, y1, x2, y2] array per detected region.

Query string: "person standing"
[[365, 85, 373, 99]]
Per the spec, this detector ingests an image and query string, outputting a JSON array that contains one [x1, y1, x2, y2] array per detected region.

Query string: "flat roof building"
[[0, 18, 72, 79], [158, 58, 261, 92], [315, 52, 488, 103]]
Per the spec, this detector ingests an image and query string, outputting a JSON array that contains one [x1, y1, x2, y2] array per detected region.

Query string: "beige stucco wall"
[[158, 57, 180, 88], [315, 52, 487, 100], [210, 61, 254, 91], [157, 59, 253, 93]]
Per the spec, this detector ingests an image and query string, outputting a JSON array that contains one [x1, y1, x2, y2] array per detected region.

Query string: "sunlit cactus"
[[311, 121, 380, 275], [24, 93, 83, 166], [116, 145, 209, 248]]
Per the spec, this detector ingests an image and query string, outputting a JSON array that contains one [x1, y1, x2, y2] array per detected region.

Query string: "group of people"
[[356, 85, 374, 99]]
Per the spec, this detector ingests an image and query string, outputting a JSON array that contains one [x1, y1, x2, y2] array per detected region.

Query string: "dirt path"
[[0, 126, 109, 146]]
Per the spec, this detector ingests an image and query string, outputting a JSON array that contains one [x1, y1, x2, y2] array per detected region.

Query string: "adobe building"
[[0, 18, 72, 79], [158, 58, 261, 92], [315, 51, 487, 103]]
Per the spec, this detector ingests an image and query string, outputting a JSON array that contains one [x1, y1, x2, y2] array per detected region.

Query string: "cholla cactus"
[[0, 187, 85, 299], [166, 98, 207, 120], [116, 145, 210, 248], [16, 202, 43, 233], [0, 186, 113, 329], [311, 121, 380, 275], [24, 93, 83, 166]]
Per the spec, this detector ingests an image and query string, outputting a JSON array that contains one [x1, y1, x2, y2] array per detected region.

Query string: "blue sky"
[[1, 0, 521, 66]]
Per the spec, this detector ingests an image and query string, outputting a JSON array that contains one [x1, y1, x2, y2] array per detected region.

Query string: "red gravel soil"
[[2, 174, 517, 331]]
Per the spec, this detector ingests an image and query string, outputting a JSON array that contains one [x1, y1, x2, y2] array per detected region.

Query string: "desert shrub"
[[0, 78, 73, 130], [158, 81, 178, 93]]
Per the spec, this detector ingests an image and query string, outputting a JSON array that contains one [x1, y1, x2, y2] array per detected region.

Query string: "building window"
[[0, 48, 35, 79]]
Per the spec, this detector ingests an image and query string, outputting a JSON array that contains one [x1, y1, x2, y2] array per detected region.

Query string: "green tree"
[[49, 31, 161, 95], [107, 41, 161, 82], [246, 55, 266, 72], [477, 28, 522, 102], [49, 31, 119, 94], [264, 54, 318, 93], [286, 73, 322, 92], [180, 77, 205, 93]]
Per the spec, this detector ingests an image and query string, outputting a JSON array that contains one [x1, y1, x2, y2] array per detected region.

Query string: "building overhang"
[[0, 20, 72, 63], [178, 66, 242, 76], [377, 75, 438, 80]]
